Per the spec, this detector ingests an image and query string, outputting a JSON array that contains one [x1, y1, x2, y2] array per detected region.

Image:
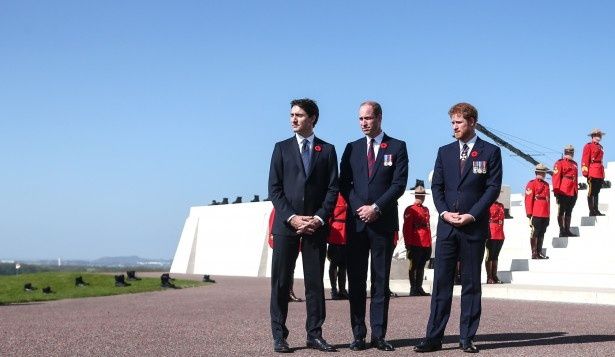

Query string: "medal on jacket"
[[384, 154, 393, 166], [473, 160, 487, 174]]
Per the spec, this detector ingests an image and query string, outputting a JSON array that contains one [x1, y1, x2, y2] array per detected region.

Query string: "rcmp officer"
[[327, 194, 349, 300], [486, 200, 505, 283], [581, 129, 606, 216], [553, 145, 579, 236], [402, 185, 432, 296], [525, 163, 551, 259]]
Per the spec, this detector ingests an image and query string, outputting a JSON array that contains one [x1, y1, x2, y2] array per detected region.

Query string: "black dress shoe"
[[349, 338, 366, 351], [371, 338, 394, 351], [288, 291, 303, 302], [413, 340, 442, 353], [306, 337, 337, 352], [418, 288, 431, 296], [459, 340, 479, 353], [274, 339, 291, 353]]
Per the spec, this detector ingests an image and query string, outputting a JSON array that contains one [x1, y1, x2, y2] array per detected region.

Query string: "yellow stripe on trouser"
[[406, 250, 414, 271], [587, 178, 593, 197], [529, 217, 536, 237]]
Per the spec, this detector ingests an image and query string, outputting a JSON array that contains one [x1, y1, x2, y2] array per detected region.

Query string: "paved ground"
[[1, 275, 614, 356]]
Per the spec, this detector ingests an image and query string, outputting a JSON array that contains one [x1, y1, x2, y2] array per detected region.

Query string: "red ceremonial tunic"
[[525, 178, 550, 218], [581, 142, 605, 179], [552, 158, 579, 197], [327, 194, 347, 245], [488, 202, 505, 240], [402, 203, 432, 248]]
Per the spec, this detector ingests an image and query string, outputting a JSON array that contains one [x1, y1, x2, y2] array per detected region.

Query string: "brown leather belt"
[[333, 219, 345, 223], [563, 176, 575, 180], [490, 219, 503, 224], [534, 197, 547, 200]]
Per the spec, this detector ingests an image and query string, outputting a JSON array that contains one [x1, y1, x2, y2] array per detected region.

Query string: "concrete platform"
[[387, 279, 615, 306]]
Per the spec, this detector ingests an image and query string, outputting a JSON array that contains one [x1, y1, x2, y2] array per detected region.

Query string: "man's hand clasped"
[[356, 205, 379, 224], [442, 211, 474, 227], [290, 215, 323, 235]]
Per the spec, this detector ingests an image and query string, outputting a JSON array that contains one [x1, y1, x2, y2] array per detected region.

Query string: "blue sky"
[[1, 1, 613, 260]]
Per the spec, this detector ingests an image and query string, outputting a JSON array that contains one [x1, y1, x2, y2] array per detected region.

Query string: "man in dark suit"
[[414, 103, 502, 354], [340, 101, 408, 351], [268, 98, 339, 353]]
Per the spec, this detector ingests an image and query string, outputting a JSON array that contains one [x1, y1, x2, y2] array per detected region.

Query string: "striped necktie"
[[460, 143, 469, 173], [367, 138, 376, 177]]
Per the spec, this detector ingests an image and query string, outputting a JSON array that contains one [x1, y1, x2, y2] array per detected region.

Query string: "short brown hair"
[[360, 101, 382, 118], [448, 102, 478, 123], [291, 98, 319, 126]]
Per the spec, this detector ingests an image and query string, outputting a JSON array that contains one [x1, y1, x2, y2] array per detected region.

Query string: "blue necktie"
[[302, 139, 311, 175]]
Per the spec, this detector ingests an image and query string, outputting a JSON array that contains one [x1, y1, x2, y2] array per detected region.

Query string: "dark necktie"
[[301, 139, 310, 175], [460, 143, 469, 173], [367, 138, 376, 177]]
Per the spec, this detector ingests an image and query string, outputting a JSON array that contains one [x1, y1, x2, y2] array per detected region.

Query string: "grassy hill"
[[0, 272, 204, 305]]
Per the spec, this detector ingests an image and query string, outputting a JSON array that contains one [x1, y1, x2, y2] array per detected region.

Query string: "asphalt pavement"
[[1, 275, 614, 356]]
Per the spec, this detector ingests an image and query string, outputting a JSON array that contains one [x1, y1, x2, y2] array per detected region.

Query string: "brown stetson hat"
[[412, 186, 430, 195], [588, 128, 606, 137]]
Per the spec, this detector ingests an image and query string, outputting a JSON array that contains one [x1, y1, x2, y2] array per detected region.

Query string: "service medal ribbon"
[[384, 154, 393, 166]]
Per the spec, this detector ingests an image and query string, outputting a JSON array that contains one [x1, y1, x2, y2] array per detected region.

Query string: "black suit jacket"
[[339, 133, 409, 233], [431, 137, 503, 240], [268, 136, 339, 237]]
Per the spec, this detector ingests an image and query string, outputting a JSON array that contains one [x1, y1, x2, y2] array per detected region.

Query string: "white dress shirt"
[[366, 131, 385, 157]]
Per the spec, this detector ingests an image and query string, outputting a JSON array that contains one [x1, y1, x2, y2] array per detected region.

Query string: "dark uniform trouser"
[[347, 227, 394, 340], [425, 231, 485, 343], [327, 244, 347, 291], [270, 233, 326, 341], [588, 177, 603, 212], [557, 194, 577, 217], [485, 239, 504, 261], [407, 245, 432, 288]]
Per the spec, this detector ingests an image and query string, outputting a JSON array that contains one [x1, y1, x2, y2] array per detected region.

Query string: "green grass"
[[0, 272, 204, 305]]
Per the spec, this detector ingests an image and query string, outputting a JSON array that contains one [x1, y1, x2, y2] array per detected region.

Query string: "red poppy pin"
[[314, 145, 322, 152], [380, 143, 388, 149], [470, 150, 478, 158]]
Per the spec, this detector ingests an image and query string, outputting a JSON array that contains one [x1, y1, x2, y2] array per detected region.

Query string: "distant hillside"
[[0, 256, 172, 275]]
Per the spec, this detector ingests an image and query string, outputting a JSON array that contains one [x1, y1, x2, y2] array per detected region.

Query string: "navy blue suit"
[[268, 136, 338, 342], [425, 136, 502, 344], [340, 133, 408, 340]]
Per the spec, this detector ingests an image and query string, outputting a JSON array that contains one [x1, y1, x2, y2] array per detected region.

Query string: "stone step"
[[387, 279, 615, 305], [508, 258, 615, 274], [510, 271, 615, 288]]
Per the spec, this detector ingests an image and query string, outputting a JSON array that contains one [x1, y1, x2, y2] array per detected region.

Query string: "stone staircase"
[[386, 163, 615, 305]]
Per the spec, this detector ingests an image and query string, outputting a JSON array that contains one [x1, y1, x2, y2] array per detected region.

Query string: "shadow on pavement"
[[389, 332, 615, 350]]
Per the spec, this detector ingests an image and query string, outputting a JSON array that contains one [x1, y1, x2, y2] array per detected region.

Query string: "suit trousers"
[[270, 233, 326, 341], [346, 227, 394, 340], [426, 231, 486, 343]]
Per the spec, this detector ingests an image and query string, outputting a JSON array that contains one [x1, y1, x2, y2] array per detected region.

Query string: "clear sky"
[[1, 1, 613, 260]]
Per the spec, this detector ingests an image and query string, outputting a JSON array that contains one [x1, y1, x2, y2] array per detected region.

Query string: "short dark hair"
[[290, 98, 319, 126], [448, 102, 478, 123], [360, 101, 382, 118]]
